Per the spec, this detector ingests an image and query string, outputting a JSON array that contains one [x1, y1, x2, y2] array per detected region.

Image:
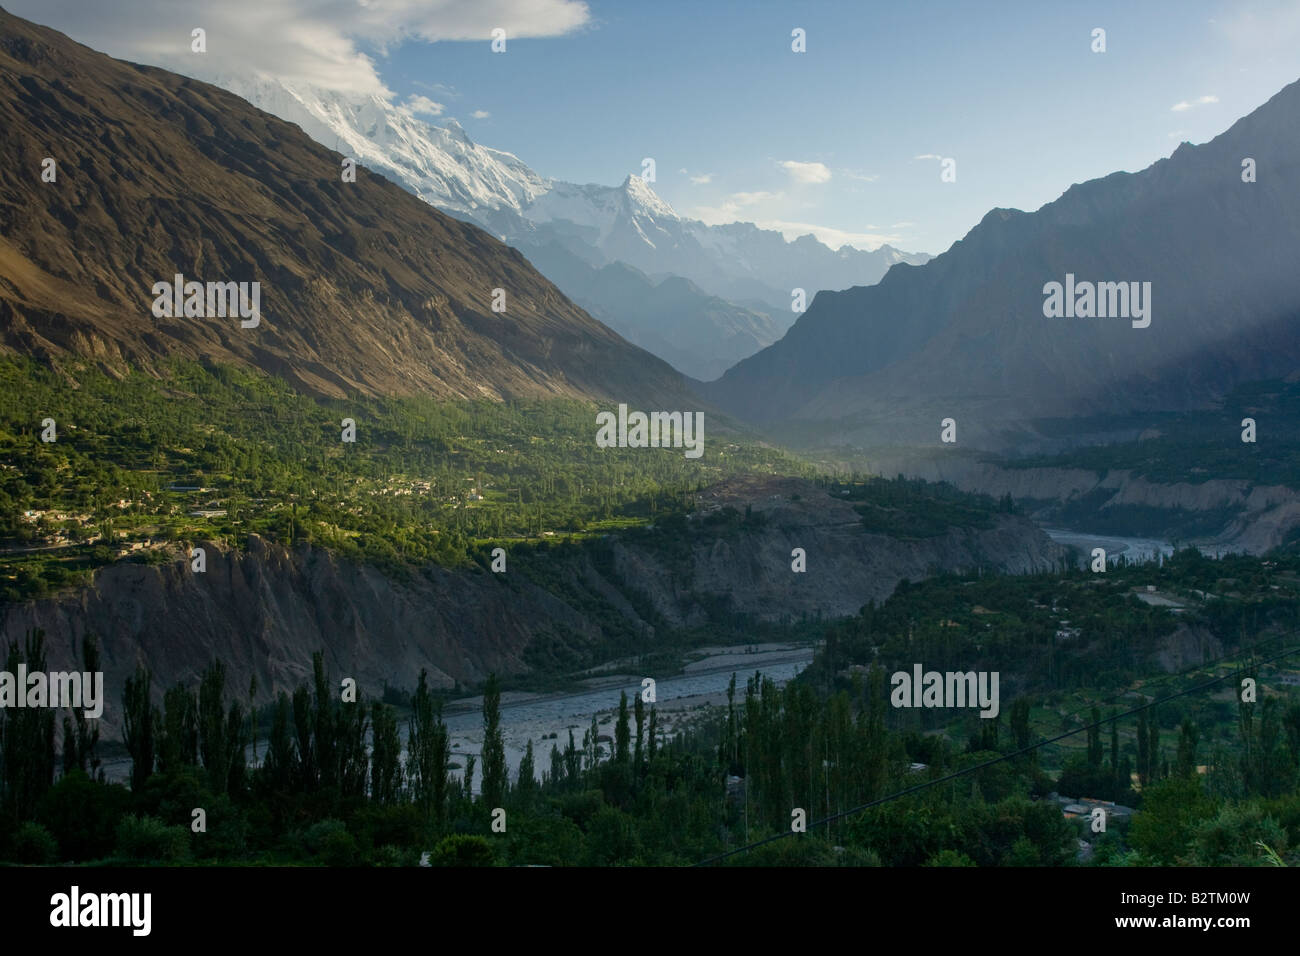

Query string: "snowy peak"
[[211, 73, 929, 320], [620, 173, 680, 221], [214, 75, 549, 218]]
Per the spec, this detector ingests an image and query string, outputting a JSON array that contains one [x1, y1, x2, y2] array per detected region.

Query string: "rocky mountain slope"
[[705, 79, 1300, 448], [0, 10, 689, 406], [212, 76, 929, 375]]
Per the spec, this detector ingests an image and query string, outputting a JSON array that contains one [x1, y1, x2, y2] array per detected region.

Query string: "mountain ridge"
[[703, 78, 1300, 448], [0, 9, 693, 408]]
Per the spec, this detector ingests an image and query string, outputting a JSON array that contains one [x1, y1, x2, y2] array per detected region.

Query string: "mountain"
[[0, 10, 689, 406], [704, 79, 1300, 449], [212, 77, 929, 377], [518, 242, 782, 380]]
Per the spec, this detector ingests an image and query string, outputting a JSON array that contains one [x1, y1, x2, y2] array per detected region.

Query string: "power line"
[[695, 640, 1300, 865]]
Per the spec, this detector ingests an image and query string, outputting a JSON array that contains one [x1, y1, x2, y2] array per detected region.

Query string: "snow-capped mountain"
[[214, 75, 548, 218], [213, 76, 930, 378]]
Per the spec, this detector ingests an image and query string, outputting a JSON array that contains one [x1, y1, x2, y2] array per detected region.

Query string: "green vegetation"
[[4, 543, 1299, 867], [0, 356, 807, 599], [1008, 378, 1300, 488]]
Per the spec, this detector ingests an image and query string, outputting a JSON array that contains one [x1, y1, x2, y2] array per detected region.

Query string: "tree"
[[60, 633, 102, 779], [515, 740, 536, 810], [1087, 706, 1103, 770], [1129, 775, 1217, 864], [2, 631, 57, 820], [1175, 718, 1199, 778], [634, 692, 646, 773], [548, 743, 563, 789], [407, 670, 449, 820], [1010, 697, 1031, 752], [121, 665, 156, 793], [480, 674, 506, 808], [1137, 712, 1150, 788], [462, 755, 476, 802], [563, 729, 581, 787], [370, 701, 402, 805], [262, 692, 295, 792], [158, 682, 198, 773], [615, 691, 630, 765]]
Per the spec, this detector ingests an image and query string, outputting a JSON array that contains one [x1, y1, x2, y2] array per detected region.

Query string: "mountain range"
[[704, 79, 1300, 450], [0, 9, 690, 407], [211, 75, 930, 379]]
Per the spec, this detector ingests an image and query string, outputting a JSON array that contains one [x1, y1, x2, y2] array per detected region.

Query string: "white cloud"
[[914, 153, 943, 161], [689, 173, 713, 185], [754, 219, 908, 251], [841, 169, 880, 182], [779, 160, 831, 184], [5, 0, 591, 96], [690, 190, 908, 251], [471, 109, 491, 119], [691, 190, 784, 222], [1171, 94, 1219, 112], [404, 95, 445, 117]]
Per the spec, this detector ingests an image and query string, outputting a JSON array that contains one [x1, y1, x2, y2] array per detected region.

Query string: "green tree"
[[480, 673, 506, 809], [1176, 718, 1199, 778], [615, 691, 630, 765], [516, 740, 537, 810], [60, 634, 101, 779], [634, 691, 646, 773], [407, 670, 449, 820], [121, 665, 156, 793], [2, 631, 57, 820], [1129, 775, 1217, 864], [370, 701, 402, 805]]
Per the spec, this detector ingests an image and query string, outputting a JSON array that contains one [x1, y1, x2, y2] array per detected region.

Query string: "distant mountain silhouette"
[[705, 79, 1300, 449]]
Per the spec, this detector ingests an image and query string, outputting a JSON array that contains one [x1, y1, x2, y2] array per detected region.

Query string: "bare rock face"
[[613, 476, 1066, 625], [1, 480, 1066, 738]]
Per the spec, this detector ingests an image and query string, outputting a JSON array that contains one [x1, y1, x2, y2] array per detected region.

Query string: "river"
[[1042, 527, 1238, 565]]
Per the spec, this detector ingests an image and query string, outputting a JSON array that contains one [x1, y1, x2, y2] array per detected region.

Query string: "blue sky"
[[376, 0, 1300, 254], [12, 0, 1300, 255]]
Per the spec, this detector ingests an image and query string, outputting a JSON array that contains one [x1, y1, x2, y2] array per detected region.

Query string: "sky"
[[11, 0, 1300, 256]]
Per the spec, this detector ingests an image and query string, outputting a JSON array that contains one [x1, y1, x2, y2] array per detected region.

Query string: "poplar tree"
[[1175, 718, 1199, 778], [407, 670, 449, 819], [199, 660, 232, 794], [549, 742, 563, 788], [516, 740, 536, 810], [158, 682, 198, 773], [563, 729, 580, 787], [121, 664, 156, 793], [263, 691, 295, 792], [615, 691, 630, 765], [370, 701, 402, 805], [1, 632, 56, 820], [480, 674, 506, 808], [61, 633, 102, 779], [1087, 706, 1103, 770], [633, 692, 645, 772], [462, 755, 476, 802]]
